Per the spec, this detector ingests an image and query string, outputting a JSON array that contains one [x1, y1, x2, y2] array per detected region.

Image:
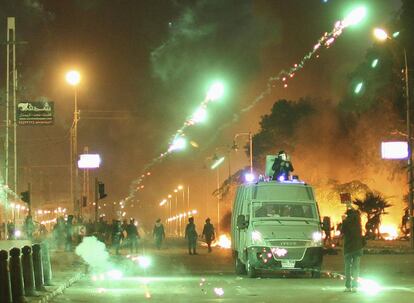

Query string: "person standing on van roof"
[[272, 151, 294, 181], [202, 218, 215, 253], [185, 217, 198, 255], [341, 208, 365, 292]]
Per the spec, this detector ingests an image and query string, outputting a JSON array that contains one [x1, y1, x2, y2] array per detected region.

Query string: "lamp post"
[[374, 28, 414, 249], [233, 132, 253, 174], [168, 194, 172, 235], [66, 70, 81, 216], [211, 155, 225, 235]]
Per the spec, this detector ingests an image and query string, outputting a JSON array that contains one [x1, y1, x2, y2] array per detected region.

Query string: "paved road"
[[52, 240, 414, 303]]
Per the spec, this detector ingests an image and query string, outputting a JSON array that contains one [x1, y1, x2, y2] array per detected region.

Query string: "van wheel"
[[311, 268, 321, 279], [235, 256, 246, 275], [246, 258, 257, 278]]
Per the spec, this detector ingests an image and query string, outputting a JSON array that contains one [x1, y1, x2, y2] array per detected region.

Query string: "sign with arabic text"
[[17, 102, 54, 125]]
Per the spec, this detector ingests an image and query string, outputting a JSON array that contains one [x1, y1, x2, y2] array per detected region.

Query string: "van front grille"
[[272, 247, 306, 261], [268, 240, 308, 247]]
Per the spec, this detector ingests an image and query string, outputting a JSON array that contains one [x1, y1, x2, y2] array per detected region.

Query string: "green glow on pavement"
[[210, 156, 225, 170], [358, 277, 381, 296]]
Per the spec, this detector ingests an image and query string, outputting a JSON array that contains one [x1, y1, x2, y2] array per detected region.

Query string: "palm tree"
[[353, 192, 392, 239]]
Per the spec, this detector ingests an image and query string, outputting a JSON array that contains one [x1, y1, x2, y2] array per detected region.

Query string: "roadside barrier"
[[21, 246, 37, 296], [9, 247, 26, 303], [0, 241, 53, 301], [32, 243, 46, 291], [41, 241, 52, 285], [0, 249, 12, 303]]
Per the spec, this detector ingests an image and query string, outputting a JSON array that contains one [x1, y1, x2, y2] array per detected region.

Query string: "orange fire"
[[201, 234, 232, 249]]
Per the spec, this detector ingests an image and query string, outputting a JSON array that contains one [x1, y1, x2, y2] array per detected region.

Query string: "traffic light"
[[98, 182, 107, 199], [21, 190, 30, 204]]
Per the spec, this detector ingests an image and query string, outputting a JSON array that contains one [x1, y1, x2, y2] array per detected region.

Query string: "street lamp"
[[210, 155, 226, 235], [233, 132, 253, 174], [66, 70, 81, 216], [374, 28, 414, 249]]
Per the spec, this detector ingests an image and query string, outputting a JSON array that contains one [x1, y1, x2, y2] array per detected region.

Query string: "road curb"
[[29, 272, 84, 303]]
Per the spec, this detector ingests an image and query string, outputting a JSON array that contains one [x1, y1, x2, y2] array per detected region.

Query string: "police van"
[[231, 156, 323, 278]]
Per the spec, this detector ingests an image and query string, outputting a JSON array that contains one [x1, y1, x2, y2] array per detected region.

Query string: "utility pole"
[[404, 48, 414, 249], [94, 178, 98, 222], [4, 17, 17, 237]]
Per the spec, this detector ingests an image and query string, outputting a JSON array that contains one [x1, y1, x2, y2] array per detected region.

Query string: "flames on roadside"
[[201, 234, 232, 249]]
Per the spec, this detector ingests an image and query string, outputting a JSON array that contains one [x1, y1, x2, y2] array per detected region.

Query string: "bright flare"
[[136, 256, 151, 269], [343, 6, 367, 27], [371, 58, 379, 68], [192, 107, 207, 123], [358, 277, 381, 296], [379, 224, 398, 240], [169, 136, 187, 152], [65, 70, 81, 86], [217, 234, 231, 249], [207, 82, 224, 101], [106, 269, 123, 280], [373, 28, 388, 41]]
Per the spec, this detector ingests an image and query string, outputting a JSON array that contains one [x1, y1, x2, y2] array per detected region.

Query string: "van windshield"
[[252, 202, 317, 220]]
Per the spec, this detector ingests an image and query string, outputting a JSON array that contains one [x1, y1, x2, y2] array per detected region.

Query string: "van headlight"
[[251, 231, 266, 246], [311, 231, 322, 246]]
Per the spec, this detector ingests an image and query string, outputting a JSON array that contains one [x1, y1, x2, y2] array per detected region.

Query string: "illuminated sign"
[[381, 141, 408, 159], [78, 154, 101, 169]]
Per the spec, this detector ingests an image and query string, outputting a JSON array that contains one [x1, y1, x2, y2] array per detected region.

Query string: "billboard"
[[17, 101, 54, 125], [381, 141, 408, 159], [78, 154, 101, 169]]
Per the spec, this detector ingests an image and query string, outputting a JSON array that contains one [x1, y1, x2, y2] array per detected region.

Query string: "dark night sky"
[[0, 0, 403, 226]]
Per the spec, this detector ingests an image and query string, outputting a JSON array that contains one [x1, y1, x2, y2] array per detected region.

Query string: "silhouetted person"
[[322, 216, 332, 245], [126, 219, 140, 253], [401, 209, 410, 238], [65, 215, 74, 251], [112, 220, 123, 255], [24, 215, 35, 241], [272, 151, 294, 181], [7, 221, 15, 240], [153, 219, 165, 250], [202, 218, 215, 253], [185, 217, 198, 255], [341, 208, 365, 292]]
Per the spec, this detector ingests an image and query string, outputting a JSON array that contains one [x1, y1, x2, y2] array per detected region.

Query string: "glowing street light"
[[66, 69, 81, 216], [374, 26, 414, 249], [65, 70, 81, 86], [210, 156, 225, 170], [371, 58, 379, 68], [343, 6, 367, 27], [373, 28, 389, 41], [354, 82, 364, 94], [207, 81, 224, 101]]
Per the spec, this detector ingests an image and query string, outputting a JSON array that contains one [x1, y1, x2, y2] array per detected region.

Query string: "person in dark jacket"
[[202, 218, 215, 253], [185, 217, 198, 255], [272, 151, 294, 181], [65, 215, 74, 251], [153, 219, 165, 250], [126, 219, 140, 253], [341, 207, 364, 292], [112, 220, 123, 255]]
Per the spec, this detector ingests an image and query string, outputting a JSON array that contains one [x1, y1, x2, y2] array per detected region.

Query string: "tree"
[[250, 98, 314, 168], [353, 192, 392, 239]]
